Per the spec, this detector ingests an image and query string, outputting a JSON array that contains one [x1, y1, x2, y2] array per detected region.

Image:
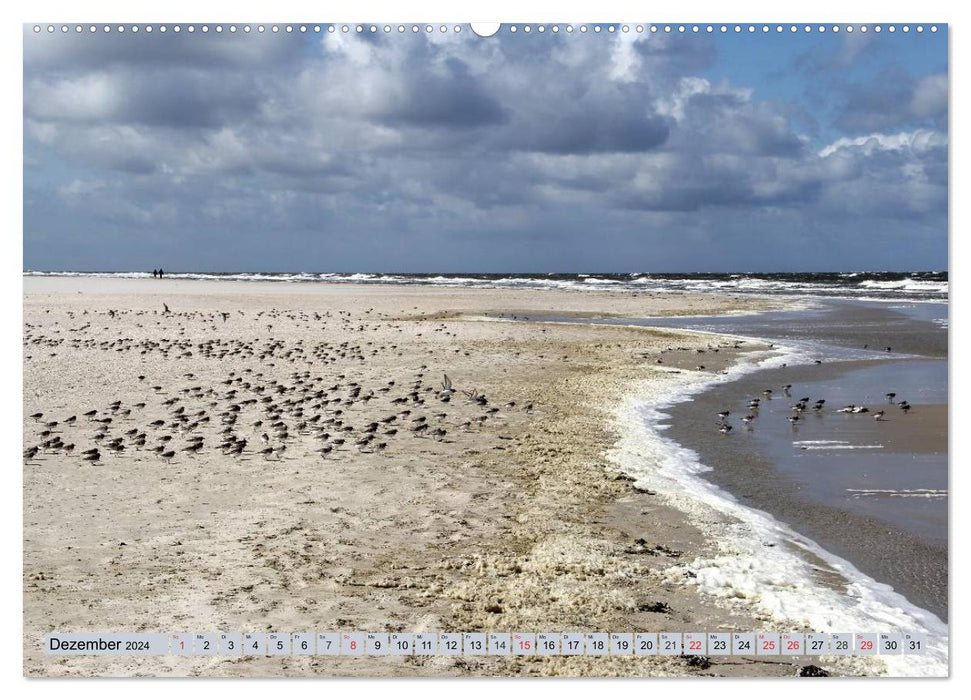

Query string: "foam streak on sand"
[[794, 441, 885, 451], [608, 346, 948, 677], [847, 489, 948, 500]]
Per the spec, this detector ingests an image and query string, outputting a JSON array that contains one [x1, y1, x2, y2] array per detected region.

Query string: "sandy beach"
[[24, 277, 905, 677]]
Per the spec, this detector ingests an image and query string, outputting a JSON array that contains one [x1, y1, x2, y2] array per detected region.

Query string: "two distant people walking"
[[152, 268, 165, 279]]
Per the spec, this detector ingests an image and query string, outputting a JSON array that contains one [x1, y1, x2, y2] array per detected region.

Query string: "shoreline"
[[607, 341, 948, 677], [22, 278, 942, 677]]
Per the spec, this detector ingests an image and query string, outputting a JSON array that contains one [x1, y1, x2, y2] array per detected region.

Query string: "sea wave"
[[23, 270, 948, 302]]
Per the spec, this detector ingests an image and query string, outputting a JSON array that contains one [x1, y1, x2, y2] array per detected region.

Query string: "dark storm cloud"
[[668, 88, 807, 157], [26, 67, 263, 129], [509, 104, 670, 155], [23, 28, 306, 71], [22, 26, 948, 272], [376, 57, 508, 128]]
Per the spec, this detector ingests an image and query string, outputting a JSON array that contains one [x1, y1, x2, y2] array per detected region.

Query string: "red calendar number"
[[860, 640, 873, 651], [689, 641, 702, 650], [762, 640, 776, 651], [787, 641, 799, 651]]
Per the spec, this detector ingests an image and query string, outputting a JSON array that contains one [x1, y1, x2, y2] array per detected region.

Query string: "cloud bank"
[[23, 26, 948, 272]]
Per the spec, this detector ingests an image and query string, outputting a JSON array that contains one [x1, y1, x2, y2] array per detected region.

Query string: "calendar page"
[[21, 7, 950, 682]]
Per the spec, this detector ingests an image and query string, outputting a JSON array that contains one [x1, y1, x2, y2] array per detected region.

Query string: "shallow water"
[[657, 302, 948, 621], [602, 300, 948, 359], [665, 358, 948, 621]]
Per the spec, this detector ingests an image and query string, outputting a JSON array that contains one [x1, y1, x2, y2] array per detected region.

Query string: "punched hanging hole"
[[470, 23, 501, 38]]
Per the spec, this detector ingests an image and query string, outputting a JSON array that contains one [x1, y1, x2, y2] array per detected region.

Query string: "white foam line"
[[848, 489, 948, 500], [22, 272, 948, 303], [607, 345, 948, 677], [799, 444, 884, 451]]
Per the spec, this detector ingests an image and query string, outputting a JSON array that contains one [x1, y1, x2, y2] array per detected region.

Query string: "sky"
[[23, 24, 948, 273]]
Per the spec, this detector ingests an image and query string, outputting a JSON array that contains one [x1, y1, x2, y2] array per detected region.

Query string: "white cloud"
[[819, 129, 947, 158]]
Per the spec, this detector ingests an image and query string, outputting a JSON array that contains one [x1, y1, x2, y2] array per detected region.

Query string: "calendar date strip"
[[45, 631, 926, 657]]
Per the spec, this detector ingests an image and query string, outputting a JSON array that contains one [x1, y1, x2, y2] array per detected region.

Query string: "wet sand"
[[23, 277, 893, 677]]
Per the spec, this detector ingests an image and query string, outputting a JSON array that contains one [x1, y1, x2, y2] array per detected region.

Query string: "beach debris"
[[682, 655, 711, 670], [798, 665, 830, 677], [624, 539, 682, 557]]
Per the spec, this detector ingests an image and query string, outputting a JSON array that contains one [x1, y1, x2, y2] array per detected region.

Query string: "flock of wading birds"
[[647, 339, 913, 435], [712, 378, 912, 435], [22, 301, 916, 461], [23, 304, 534, 466]]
